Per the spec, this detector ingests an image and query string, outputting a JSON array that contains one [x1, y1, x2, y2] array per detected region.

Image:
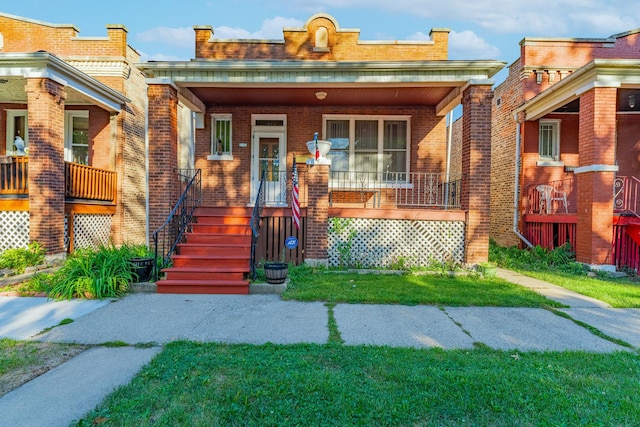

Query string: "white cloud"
[[136, 26, 193, 48], [408, 29, 500, 60], [214, 16, 304, 39], [138, 51, 187, 63]]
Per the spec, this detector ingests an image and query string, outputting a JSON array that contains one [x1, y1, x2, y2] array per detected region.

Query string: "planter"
[[263, 262, 288, 284], [130, 257, 154, 282]]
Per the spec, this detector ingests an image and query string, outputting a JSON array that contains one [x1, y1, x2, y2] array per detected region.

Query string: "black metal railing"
[[152, 169, 202, 281], [250, 170, 267, 279]]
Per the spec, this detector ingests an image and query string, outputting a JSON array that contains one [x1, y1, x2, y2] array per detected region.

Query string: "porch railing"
[[261, 169, 308, 206], [1, 157, 116, 203], [526, 177, 577, 215], [329, 171, 461, 209], [614, 176, 640, 218], [0, 156, 28, 195], [152, 169, 202, 281], [250, 170, 266, 279], [65, 162, 117, 202]]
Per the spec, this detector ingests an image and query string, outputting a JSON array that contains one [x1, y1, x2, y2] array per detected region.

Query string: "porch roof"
[[517, 58, 640, 121], [0, 52, 129, 113], [138, 59, 505, 116]]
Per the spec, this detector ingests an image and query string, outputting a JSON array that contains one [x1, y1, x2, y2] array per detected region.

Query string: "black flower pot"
[[130, 257, 153, 282], [263, 262, 288, 284]]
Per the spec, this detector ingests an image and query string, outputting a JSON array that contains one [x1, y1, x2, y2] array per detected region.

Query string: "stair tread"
[[162, 266, 249, 272], [178, 242, 251, 247], [158, 279, 250, 286], [171, 254, 249, 260]]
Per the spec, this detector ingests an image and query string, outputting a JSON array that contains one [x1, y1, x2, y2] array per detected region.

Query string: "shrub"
[[48, 245, 133, 300], [0, 242, 46, 274]]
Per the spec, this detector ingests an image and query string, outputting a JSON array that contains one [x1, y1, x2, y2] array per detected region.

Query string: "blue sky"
[[3, 0, 639, 85]]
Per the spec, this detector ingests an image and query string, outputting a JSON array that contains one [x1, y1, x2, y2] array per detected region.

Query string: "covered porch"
[[0, 52, 128, 255], [516, 58, 640, 270]]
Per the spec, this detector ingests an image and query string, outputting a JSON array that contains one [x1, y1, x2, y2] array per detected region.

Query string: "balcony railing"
[[0, 156, 116, 203], [526, 177, 577, 215], [614, 175, 640, 218], [329, 171, 461, 209]]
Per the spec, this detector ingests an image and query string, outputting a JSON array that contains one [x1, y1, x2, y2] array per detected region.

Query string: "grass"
[[490, 242, 640, 308], [74, 342, 640, 427], [0, 338, 87, 396], [281, 266, 564, 307]]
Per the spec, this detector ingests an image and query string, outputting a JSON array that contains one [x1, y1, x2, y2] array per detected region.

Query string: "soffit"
[[0, 52, 128, 112]]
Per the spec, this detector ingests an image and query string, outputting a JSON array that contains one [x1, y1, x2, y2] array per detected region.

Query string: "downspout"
[[144, 86, 150, 247], [444, 111, 453, 208], [513, 113, 534, 248]]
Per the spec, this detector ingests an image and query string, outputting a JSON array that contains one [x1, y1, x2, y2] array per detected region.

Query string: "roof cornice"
[[517, 58, 640, 120]]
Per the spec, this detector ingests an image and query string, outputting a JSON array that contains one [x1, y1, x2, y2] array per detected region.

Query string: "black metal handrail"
[[249, 170, 267, 279], [152, 169, 202, 281]]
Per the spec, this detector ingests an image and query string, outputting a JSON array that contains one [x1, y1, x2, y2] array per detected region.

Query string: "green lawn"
[[281, 268, 564, 307], [74, 342, 640, 427], [514, 270, 640, 308]]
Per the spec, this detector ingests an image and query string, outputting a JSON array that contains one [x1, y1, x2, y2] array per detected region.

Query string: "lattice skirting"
[[328, 217, 465, 268], [0, 211, 30, 251], [71, 214, 112, 250]]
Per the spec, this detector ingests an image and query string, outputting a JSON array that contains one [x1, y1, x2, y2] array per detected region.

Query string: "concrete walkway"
[[0, 270, 639, 426]]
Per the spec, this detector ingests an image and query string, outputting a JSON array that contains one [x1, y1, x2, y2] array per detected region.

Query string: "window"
[[6, 110, 28, 155], [208, 114, 233, 160], [538, 119, 560, 162], [65, 111, 89, 164], [324, 115, 410, 177]]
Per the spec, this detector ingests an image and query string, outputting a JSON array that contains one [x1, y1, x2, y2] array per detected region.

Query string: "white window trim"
[[64, 110, 89, 163], [322, 114, 411, 175], [6, 109, 28, 155], [208, 113, 233, 161], [538, 119, 561, 165]]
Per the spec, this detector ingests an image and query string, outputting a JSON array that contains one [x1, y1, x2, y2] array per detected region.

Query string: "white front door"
[[252, 131, 286, 205]]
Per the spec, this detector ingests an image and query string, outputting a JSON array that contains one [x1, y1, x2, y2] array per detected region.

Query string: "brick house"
[[491, 29, 640, 272], [0, 13, 147, 259], [140, 13, 504, 293]]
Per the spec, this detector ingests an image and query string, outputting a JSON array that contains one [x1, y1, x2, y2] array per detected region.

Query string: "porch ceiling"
[[184, 85, 455, 106], [0, 75, 104, 106]]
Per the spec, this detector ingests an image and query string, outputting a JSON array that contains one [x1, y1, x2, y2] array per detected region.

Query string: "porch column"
[[575, 87, 617, 269], [305, 163, 330, 266], [26, 78, 66, 259], [147, 83, 179, 238], [460, 83, 493, 265]]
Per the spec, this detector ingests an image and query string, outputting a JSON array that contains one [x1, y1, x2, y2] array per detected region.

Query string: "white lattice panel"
[[73, 214, 112, 250], [328, 217, 465, 268], [0, 211, 29, 251]]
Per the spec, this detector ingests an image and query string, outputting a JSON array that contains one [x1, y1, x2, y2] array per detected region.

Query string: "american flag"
[[291, 157, 300, 229]]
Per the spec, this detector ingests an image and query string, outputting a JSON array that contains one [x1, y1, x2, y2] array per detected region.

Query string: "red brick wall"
[[0, 16, 128, 57], [305, 164, 329, 262], [575, 87, 617, 265], [490, 59, 523, 247], [461, 84, 493, 264], [147, 84, 179, 235], [616, 114, 640, 176], [195, 15, 448, 61], [26, 78, 66, 254], [195, 105, 447, 206]]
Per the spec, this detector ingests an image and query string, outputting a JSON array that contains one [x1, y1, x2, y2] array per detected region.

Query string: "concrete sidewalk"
[[0, 271, 639, 427]]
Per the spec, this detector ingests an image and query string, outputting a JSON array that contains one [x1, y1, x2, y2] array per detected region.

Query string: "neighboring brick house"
[[491, 29, 640, 271], [140, 13, 504, 292], [0, 13, 147, 258]]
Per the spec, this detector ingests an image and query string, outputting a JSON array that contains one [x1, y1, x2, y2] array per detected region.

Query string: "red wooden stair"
[[156, 207, 253, 294]]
